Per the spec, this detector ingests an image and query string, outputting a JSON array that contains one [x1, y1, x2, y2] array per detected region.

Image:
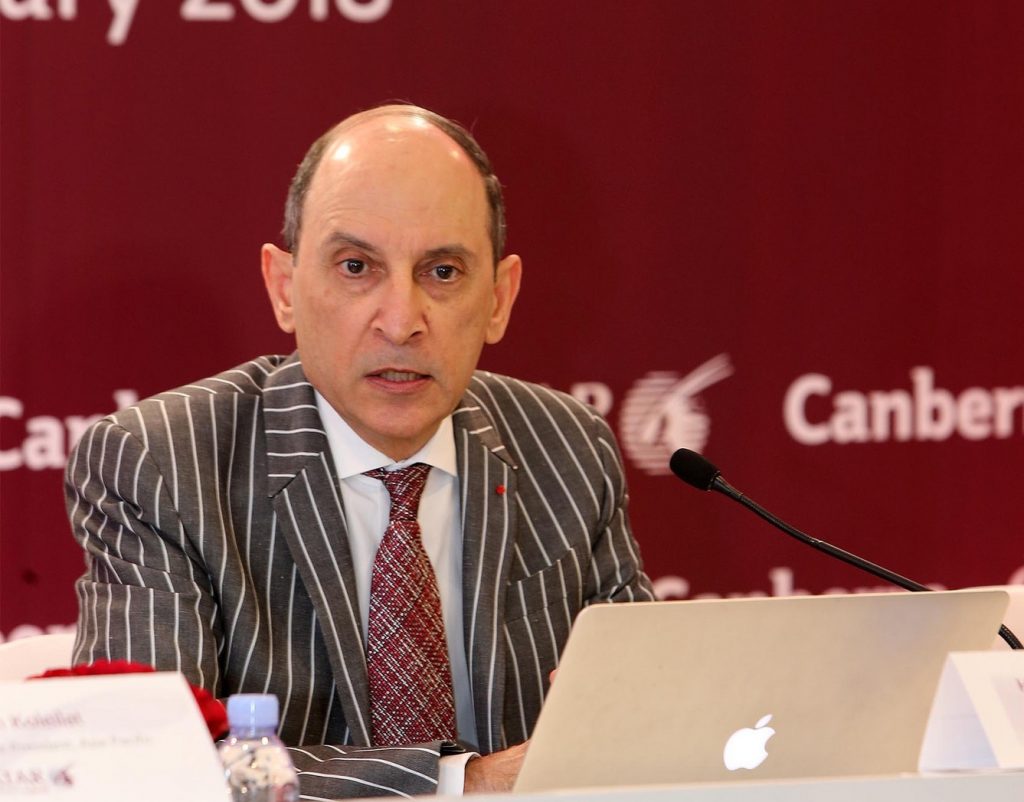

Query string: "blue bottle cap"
[[227, 694, 279, 731]]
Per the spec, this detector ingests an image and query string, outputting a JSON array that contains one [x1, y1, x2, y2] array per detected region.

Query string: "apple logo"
[[722, 714, 776, 771]]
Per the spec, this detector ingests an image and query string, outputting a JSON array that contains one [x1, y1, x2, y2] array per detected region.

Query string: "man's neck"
[[314, 391, 457, 479]]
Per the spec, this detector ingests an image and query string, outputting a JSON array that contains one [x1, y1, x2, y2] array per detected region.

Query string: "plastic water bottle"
[[218, 694, 300, 802]]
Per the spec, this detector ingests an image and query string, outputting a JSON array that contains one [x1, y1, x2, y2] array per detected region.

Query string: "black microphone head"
[[669, 448, 721, 491]]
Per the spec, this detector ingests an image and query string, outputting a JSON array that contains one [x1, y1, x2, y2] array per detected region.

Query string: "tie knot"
[[364, 463, 431, 520]]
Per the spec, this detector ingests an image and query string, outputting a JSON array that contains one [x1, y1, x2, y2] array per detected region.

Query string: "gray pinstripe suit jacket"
[[66, 353, 654, 798]]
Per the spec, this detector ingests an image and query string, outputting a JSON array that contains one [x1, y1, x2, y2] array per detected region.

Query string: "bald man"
[[67, 104, 654, 797]]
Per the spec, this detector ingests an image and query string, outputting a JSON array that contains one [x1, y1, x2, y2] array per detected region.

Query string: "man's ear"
[[485, 253, 522, 345], [261, 244, 296, 334]]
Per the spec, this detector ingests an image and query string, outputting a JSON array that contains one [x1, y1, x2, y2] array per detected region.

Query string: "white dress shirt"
[[315, 392, 478, 791]]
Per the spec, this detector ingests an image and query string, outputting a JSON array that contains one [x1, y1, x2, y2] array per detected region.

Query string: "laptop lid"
[[514, 589, 1009, 793]]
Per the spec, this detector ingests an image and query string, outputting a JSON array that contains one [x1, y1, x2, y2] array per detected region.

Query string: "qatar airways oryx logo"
[[618, 354, 734, 476]]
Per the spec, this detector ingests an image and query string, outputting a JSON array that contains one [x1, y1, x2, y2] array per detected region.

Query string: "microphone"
[[670, 448, 1022, 650]]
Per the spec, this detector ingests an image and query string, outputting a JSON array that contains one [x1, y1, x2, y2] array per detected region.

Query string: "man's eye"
[[431, 264, 458, 281], [341, 259, 366, 275]]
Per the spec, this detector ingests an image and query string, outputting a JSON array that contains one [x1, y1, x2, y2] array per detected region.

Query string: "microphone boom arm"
[[713, 476, 929, 592], [708, 475, 1023, 651]]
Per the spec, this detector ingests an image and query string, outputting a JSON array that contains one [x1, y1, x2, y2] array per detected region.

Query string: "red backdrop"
[[3, 1, 1023, 639]]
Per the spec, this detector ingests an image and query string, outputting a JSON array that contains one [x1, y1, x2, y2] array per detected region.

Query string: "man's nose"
[[372, 274, 427, 344]]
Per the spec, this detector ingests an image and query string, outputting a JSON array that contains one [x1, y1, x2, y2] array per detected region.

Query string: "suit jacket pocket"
[[504, 551, 583, 625]]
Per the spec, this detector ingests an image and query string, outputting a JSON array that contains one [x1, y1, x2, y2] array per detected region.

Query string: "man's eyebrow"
[[318, 234, 477, 264], [423, 244, 475, 262], [319, 231, 382, 257]]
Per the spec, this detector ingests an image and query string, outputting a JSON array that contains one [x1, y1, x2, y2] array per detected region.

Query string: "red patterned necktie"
[[364, 463, 457, 746]]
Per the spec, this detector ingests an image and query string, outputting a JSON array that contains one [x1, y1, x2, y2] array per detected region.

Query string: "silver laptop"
[[514, 589, 1009, 793]]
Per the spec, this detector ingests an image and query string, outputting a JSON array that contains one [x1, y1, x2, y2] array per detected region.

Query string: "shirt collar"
[[314, 390, 457, 480]]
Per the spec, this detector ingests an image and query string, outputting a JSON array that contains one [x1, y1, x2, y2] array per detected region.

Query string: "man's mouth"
[[370, 369, 429, 383]]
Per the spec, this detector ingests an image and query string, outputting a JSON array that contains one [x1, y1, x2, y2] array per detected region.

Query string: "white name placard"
[[0, 672, 228, 800], [919, 650, 1024, 772]]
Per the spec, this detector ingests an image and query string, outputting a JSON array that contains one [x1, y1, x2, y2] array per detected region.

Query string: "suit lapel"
[[262, 354, 373, 745], [454, 380, 519, 754]]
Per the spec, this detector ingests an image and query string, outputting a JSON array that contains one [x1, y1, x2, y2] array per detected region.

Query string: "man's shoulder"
[[467, 371, 575, 407], [464, 370, 608, 435], [105, 354, 302, 430], [169, 354, 291, 394], [146, 354, 296, 402], [460, 371, 624, 488]]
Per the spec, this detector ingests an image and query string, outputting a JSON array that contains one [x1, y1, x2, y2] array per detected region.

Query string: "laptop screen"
[[514, 589, 1008, 792]]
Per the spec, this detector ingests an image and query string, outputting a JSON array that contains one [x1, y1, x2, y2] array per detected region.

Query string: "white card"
[[0, 672, 227, 800], [919, 650, 1024, 772]]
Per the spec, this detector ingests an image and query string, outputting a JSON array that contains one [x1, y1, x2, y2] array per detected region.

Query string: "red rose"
[[190, 684, 229, 740], [32, 659, 155, 679]]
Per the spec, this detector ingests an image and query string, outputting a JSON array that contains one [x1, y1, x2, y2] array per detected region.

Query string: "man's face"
[[262, 115, 521, 460]]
